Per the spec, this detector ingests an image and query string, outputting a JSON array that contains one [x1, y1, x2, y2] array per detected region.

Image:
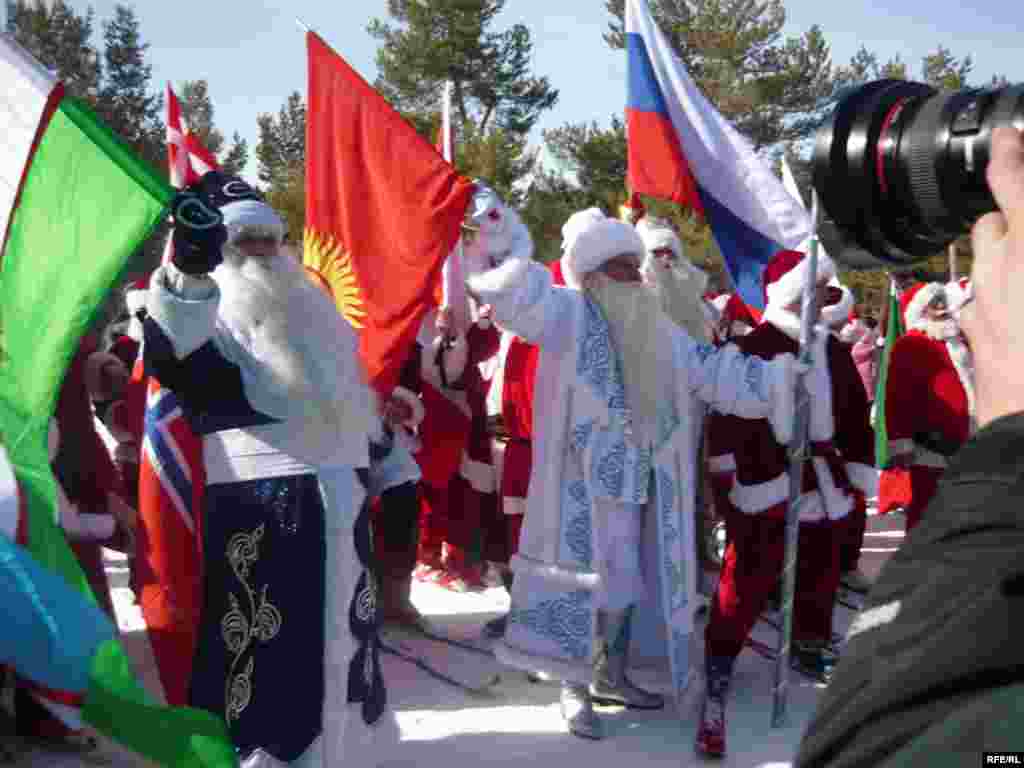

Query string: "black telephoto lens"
[[812, 79, 1024, 268]]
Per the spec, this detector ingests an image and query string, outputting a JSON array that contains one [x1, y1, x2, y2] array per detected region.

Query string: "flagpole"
[[772, 189, 822, 728], [295, 18, 311, 32]]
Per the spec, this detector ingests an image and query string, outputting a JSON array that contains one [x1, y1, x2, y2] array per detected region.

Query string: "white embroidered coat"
[[470, 258, 800, 702]]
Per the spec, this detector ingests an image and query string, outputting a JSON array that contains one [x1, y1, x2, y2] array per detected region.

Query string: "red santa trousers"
[[838, 495, 868, 574], [705, 512, 840, 660]]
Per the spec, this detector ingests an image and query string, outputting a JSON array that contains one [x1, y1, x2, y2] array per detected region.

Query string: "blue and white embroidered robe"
[[470, 258, 797, 703]]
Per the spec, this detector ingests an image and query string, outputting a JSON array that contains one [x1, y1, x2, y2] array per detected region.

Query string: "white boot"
[[589, 609, 665, 710], [560, 682, 603, 740]]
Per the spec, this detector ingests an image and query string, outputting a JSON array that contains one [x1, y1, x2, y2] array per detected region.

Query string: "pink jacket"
[[851, 331, 880, 401]]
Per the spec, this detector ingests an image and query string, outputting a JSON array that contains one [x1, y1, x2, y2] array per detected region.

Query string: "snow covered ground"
[[18, 511, 906, 768]]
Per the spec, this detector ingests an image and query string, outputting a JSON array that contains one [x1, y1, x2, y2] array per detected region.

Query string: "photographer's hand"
[[961, 126, 1024, 428]]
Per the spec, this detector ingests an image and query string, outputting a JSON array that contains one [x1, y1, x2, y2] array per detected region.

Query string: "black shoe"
[[483, 615, 508, 639], [792, 642, 837, 684]]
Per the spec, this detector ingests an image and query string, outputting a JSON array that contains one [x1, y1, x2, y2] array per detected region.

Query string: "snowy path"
[[17, 511, 905, 767]]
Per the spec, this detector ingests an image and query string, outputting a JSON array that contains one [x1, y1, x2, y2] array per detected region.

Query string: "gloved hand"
[[169, 190, 227, 275]]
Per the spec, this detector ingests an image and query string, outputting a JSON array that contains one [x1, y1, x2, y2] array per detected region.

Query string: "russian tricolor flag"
[[624, 0, 811, 310]]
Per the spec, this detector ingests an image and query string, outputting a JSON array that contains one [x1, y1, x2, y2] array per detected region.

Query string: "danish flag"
[[132, 82, 215, 705]]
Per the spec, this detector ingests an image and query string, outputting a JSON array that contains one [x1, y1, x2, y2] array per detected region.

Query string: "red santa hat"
[[763, 248, 837, 309], [722, 294, 761, 328], [901, 282, 945, 330], [559, 217, 645, 291], [124, 275, 149, 314], [549, 259, 567, 287]]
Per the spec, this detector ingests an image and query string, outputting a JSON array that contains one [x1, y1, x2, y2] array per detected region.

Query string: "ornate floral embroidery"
[[658, 469, 678, 543], [510, 590, 592, 660], [563, 481, 592, 566], [657, 405, 681, 450], [632, 449, 652, 504], [693, 343, 715, 365], [744, 358, 767, 402], [596, 440, 626, 497], [571, 420, 594, 453], [578, 298, 627, 410], [221, 524, 282, 724]]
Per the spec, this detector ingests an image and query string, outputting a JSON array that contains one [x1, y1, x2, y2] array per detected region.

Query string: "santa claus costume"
[[878, 282, 975, 532], [699, 249, 875, 758]]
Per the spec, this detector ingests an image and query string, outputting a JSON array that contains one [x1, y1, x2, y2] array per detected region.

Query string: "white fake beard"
[[642, 260, 711, 343], [585, 273, 669, 441], [919, 316, 960, 341], [213, 244, 375, 438]]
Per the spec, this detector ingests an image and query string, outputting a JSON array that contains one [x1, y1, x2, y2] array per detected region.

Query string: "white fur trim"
[[125, 288, 147, 313], [502, 496, 527, 517], [765, 352, 797, 446], [760, 305, 834, 441], [495, 640, 594, 687], [560, 208, 606, 254], [904, 283, 944, 330], [728, 474, 835, 523], [708, 454, 736, 473], [635, 218, 682, 260], [440, 334, 469, 384], [147, 264, 221, 359], [390, 386, 424, 428], [821, 284, 855, 328], [459, 454, 496, 494], [560, 218, 645, 291], [765, 251, 837, 308], [84, 351, 124, 398], [221, 200, 285, 244], [467, 256, 530, 304], [510, 553, 601, 590], [846, 462, 880, 498]]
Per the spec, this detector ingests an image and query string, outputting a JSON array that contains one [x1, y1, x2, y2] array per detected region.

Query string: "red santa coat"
[[709, 314, 876, 522], [878, 328, 973, 529]]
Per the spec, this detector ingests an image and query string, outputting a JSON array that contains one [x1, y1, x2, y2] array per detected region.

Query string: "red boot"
[[695, 655, 733, 758]]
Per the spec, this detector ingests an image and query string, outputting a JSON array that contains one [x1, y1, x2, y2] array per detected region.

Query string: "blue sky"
[[45, 0, 1023, 182]]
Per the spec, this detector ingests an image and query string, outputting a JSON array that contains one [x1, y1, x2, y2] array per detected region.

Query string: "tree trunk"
[[948, 243, 958, 282]]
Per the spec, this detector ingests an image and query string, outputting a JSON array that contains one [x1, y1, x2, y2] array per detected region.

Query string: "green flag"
[[873, 279, 904, 468], [0, 32, 237, 767]]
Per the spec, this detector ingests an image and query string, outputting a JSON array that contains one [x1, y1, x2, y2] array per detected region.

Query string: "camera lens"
[[812, 79, 1024, 268]]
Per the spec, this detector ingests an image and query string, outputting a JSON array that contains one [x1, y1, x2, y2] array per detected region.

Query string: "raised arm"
[[674, 324, 800, 446]]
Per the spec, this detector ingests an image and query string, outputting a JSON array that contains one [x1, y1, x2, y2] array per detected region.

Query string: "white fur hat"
[[559, 218, 646, 290], [635, 217, 682, 260], [221, 199, 286, 245], [903, 282, 945, 330], [820, 277, 855, 328], [763, 249, 837, 309], [560, 208, 606, 253]]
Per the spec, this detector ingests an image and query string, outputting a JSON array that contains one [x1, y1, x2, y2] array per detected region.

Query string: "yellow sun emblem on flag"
[[303, 228, 367, 329]]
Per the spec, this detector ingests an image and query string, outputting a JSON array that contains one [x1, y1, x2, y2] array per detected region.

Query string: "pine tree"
[[179, 79, 224, 157], [5, 0, 101, 102], [220, 132, 249, 176], [95, 4, 163, 168], [367, 0, 557, 140], [178, 80, 249, 175], [255, 91, 306, 189]]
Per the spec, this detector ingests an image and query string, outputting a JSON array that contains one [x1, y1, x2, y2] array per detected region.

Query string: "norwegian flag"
[[132, 82, 215, 706]]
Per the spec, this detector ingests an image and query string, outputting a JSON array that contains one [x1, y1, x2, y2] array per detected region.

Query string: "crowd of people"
[[3, 127, 1023, 767]]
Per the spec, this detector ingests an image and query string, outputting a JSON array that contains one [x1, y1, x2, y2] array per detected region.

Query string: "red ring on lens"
[[876, 99, 909, 199]]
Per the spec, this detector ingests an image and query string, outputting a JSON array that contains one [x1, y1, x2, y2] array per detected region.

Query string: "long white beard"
[[585, 273, 670, 442], [919, 317, 960, 341], [641, 260, 711, 343], [212, 244, 376, 442]]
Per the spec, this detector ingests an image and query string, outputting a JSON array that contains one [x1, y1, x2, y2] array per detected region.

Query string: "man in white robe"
[[466, 198, 809, 741], [142, 172, 393, 767]]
